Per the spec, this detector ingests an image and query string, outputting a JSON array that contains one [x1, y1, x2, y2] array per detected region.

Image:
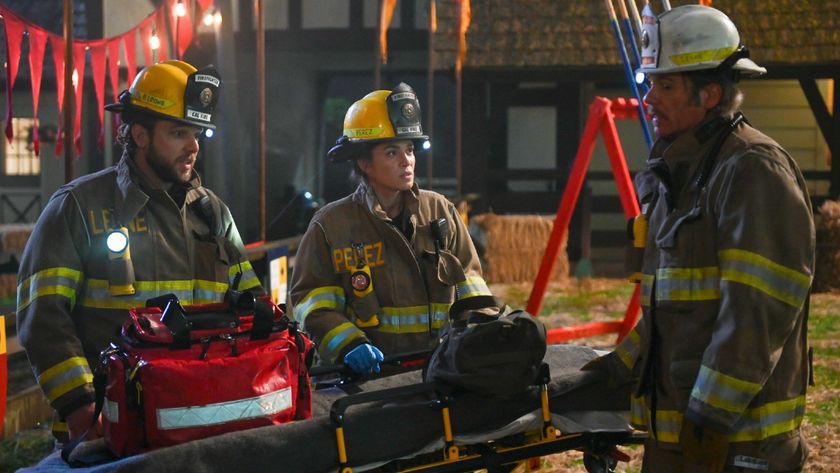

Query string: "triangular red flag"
[[90, 43, 107, 150], [169, 0, 195, 58], [123, 29, 138, 86], [140, 20, 153, 66], [73, 43, 88, 155], [155, 8, 169, 61], [28, 29, 48, 156], [50, 35, 66, 112], [107, 38, 122, 101], [3, 17, 25, 142]]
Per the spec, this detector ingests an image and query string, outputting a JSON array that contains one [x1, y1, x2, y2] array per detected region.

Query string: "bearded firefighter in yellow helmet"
[[290, 83, 495, 374], [17, 60, 261, 442]]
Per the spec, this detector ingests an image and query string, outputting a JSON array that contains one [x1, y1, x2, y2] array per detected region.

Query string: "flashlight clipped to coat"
[[107, 226, 136, 295]]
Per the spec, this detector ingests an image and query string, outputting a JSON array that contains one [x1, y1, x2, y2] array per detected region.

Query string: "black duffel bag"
[[424, 296, 547, 398]]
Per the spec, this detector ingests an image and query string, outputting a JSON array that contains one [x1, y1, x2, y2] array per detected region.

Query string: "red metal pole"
[[600, 99, 640, 218], [526, 98, 611, 316]]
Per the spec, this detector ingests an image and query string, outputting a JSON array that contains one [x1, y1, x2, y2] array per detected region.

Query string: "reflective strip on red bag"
[[103, 397, 119, 424], [156, 386, 293, 430]]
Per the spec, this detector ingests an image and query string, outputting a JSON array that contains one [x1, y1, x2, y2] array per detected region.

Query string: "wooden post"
[[426, 0, 436, 189], [63, 0, 74, 183], [255, 0, 266, 242]]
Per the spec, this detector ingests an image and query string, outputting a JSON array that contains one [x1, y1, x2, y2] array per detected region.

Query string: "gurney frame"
[[329, 364, 645, 473]]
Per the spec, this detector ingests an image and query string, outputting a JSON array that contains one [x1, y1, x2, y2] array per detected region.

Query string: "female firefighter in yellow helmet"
[[290, 83, 494, 374]]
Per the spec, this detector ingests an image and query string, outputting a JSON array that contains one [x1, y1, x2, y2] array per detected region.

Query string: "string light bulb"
[[202, 7, 215, 26], [202, 7, 222, 27], [149, 33, 160, 50], [174, 1, 187, 17]]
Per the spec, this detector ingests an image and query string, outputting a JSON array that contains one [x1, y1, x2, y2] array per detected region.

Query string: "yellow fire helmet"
[[328, 82, 429, 163], [105, 60, 221, 129], [637, 4, 765, 79]]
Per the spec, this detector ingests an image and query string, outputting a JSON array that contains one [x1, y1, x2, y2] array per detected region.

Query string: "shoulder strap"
[[191, 187, 225, 237]]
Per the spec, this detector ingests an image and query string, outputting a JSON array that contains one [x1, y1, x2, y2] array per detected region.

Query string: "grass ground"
[[2, 278, 837, 472]]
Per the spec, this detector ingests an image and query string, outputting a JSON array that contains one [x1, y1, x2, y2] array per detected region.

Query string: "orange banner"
[[379, 0, 397, 64], [430, 0, 437, 33], [1, 315, 6, 437], [456, 0, 471, 76]]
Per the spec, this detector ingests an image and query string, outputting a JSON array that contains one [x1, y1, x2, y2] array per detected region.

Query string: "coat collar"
[[351, 180, 420, 221], [115, 152, 202, 224]]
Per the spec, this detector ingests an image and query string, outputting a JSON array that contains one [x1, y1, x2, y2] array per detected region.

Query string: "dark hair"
[[115, 111, 157, 154], [351, 145, 373, 183], [685, 69, 743, 118]]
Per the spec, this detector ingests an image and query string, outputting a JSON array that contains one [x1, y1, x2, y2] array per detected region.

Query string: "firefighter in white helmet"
[[585, 5, 813, 472], [290, 83, 495, 375], [17, 60, 261, 442]]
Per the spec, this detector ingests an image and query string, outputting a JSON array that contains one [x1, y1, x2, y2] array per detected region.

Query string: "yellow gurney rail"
[[330, 364, 646, 473]]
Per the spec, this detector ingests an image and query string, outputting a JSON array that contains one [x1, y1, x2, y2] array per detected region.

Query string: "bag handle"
[[448, 294, 498, 320], [60, 346, 118, 467]]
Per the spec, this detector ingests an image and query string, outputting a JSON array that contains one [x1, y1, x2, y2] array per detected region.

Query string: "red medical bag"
[[100, 295, 312, 456]]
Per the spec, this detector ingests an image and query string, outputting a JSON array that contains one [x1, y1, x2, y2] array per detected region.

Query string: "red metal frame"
[[526, 97, 644, 344], [1, 315, 6, 435]]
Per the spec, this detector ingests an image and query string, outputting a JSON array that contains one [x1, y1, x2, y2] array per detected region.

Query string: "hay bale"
[[0, 223, 35, 254], [470, 213, 568, 284], [814, 200, 840, 293], [0, 273, 16, 300]]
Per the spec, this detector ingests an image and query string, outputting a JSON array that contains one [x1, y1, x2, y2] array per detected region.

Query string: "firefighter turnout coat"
[[617, 116, 814, 467], [16, 154, 261, 419], [290, 181, 492, 364]]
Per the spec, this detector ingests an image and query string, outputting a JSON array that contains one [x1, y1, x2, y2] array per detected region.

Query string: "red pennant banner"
[[0, 2, 199, 159], [140, 20, 153, 66], [49, 35, 66, 113], [123, 30, 138, 86], [169, 0, 195, 59], [28, 29, 48, 155], [196, 0, 214, 12], [155, 8, 169, 61], [107, 38, 122, 101], [90, 44, 107, 149], [73, 43, 88, 155], [4, 18, 25, 142]]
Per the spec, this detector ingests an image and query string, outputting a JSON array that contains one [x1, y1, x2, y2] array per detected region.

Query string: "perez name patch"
[[333, 242, 384, 272]]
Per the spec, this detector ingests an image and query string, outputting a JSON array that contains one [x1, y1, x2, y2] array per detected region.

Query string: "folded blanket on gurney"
[[20, 344, 637, 473]]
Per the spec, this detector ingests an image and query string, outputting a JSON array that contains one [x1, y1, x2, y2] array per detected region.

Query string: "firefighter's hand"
[[66, 402, 103, 441], [679, 417, 729, 473], [344, 344, 384, 374]]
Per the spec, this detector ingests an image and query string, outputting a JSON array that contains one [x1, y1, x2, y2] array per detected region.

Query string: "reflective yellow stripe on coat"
[[636, 396, 805, 443], [17, 267, 83, 311], [80, 279, 229, 309], [719, 249, 811, 308], [456, 275, 492, 300], [37, 357, 93, 403]]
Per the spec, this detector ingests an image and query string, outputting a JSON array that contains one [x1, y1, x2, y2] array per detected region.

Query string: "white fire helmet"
[[637, 4, 766, 77]]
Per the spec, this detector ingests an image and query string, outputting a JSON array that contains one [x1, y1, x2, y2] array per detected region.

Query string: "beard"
[[146, 142, 193, 185]]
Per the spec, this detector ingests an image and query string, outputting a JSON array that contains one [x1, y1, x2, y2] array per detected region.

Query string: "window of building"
[[3, 117, 41, 176], [302, 0, 350, 28]]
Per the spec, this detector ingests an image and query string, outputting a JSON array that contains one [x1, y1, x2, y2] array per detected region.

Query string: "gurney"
[[20, 344, 643, 473]]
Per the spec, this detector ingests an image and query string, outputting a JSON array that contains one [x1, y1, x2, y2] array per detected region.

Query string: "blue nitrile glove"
[[343, 344, 384, 374]]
